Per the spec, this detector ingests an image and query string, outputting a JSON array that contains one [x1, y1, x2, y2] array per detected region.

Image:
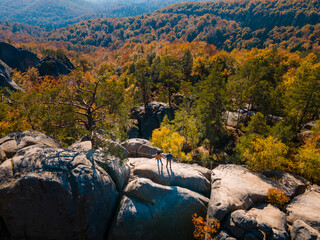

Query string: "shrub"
[[192, 213, 220, 240], [267, 188, 290, 208]]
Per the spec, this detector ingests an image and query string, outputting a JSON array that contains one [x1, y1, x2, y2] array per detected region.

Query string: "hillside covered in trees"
[[40, 0, 320, 52], [0, 0, 320, 239], [0, 0, 205, 29]]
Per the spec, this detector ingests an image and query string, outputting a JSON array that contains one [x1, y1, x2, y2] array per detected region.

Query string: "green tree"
[[134, 58, 152, 108], [159, 55, 181, 108], [196, 64, 229, 155]]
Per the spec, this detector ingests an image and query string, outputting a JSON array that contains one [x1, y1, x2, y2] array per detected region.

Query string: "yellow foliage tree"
[[151, 126, 192, 161], [296, 125, 320, 182], [244, 136, 289, 171]]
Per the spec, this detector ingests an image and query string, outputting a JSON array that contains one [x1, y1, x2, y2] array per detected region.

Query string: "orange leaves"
[[267, 188, 290, 209], [192, 214, 220, 240]]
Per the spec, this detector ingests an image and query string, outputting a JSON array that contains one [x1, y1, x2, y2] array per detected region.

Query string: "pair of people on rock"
[[154, 150, 172, 168]]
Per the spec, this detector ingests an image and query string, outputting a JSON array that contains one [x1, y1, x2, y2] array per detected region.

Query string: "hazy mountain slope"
[[45, 0, 320, 52], [0, 0, 206, 28]]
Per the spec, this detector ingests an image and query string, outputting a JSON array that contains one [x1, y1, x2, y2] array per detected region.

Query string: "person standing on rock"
[[154, 150, 164, 166], [166, 151, 173, 169]]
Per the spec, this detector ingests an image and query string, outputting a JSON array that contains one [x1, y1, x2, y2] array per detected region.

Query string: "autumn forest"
[[0, 0, 320, 183]]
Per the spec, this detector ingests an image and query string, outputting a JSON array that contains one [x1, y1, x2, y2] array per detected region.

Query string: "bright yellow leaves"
[[244, 136, 289, 171], [151, 126, 192, 161]]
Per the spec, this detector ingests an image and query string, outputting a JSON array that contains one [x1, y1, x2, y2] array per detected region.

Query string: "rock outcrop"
[[129, 158, 211, 196], [207, 165, 278, 221], [130, 102, 174, 139], [0, 60, 23, 91], [108, 178, 209, 240], [290, 220, 320, 240], [121, 138, 161, 158], [37, 56, 74, 77], [0, 42, 39, 72], [0, 131, 319, 240], [286, 186, 320, 232], [68, 140, 92, 151], [0, 130, 61, 159], [0, 146, 118, 240]]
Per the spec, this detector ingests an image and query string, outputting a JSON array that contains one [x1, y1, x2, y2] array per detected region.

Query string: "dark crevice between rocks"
[[0, 215, 10, 240]]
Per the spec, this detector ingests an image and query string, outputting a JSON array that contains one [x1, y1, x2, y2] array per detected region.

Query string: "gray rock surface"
[[290, 220, 320, 240], [0, 42, 40, 72], [0, 147, 6, 163], [108, 177, 209, 240], [207, 164, 278, 221], [130, 102, 174, 139], [0, 60, 23, 91], [104, 139, 129, 158], [37, 56, 74, 77], [249, 204, 289, 239], [129, 158, 211, 196], [68, 140, 92, 151], [215, 230, 237, 240], [121, 138, 161, 158], [224, 204, 288, 239], [286, 187, 320, 232], [0, 146, 118, 240], [263, 170, 309, 197], [94, 151, 130, 192], [0, 130, 61, 158]]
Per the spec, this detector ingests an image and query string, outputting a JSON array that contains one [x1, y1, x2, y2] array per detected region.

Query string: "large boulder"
[[207, 165, 279, 222], [94, 151, 130, 192], [286, 186, 320, 232], [130, 102, 174, 139], [129, 158, 211, 197], [121, 138, 161, 158], [0, 42, 40, 72], [0, 146, 118, 240], [37, 56, 74, 77], [290, 220, 320, 240], [224, 204, 289, 239], [0, 131, 61, 159], [68, 140, 93, 151], [0, 60, 23, 91], [108, 177, 209, 240], [263, 170, 309, 198]]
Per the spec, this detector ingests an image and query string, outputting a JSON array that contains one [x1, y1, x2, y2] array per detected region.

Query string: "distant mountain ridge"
[[43, 0, 320, 52], [0, 0, 206, 28]]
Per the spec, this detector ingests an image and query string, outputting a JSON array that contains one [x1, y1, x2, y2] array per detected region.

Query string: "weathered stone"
[[68, 140, 92, 151], [37, 56, 73, 77], [0, 42, 40, 72], [290, 220, 320, 240], [130, 102, 174, 139], [108, 177, 208, 240], [129, 158, 211, 196], [0, 60, 23, 91], [214, 230, 237, 240], [0, 131, 61, 158], [0, 147, 6, 163], [263, 170, 309, 197], [207, 164, 277, 221], [121, 138, 161, 158], [104, 139, 129, 158], [94, 151, 130, 191], [249, 204, 289, 240], [0, 146, 118, 240], [286, 186, 320, 232]]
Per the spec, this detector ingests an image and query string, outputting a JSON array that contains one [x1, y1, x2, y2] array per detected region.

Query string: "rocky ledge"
[[0, 131, 319, 240]]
